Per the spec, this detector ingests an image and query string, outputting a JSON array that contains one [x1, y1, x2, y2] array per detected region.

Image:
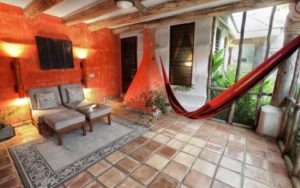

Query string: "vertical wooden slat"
[[206, 17, 217, 102], [254, 6, 276, 124], [228, 11, 247, 123]]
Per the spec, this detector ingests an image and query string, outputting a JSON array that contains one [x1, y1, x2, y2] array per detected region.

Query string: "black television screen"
[[35, 36, 74, 70]]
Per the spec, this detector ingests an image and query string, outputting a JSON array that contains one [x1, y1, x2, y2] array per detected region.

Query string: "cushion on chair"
[[64, 100, 93, 110], [44, 110, 85, 130], [66, 87, 84, 103], [59, 84, 84, 104], [35, 92, 58, 110], [28, 86, 62, 110], [32, 105, 68, 124], [78, 104, 112, 119]]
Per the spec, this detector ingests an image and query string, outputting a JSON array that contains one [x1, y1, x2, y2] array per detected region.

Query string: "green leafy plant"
[[145, 90, 169, 114], [210, 49, 273, 126], [173, 85, 194, 92]]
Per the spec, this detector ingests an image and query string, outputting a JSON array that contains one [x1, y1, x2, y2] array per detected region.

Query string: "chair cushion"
[[32, 105, 68, 124], [44, 110, 85, 130], [35, 92, 58, 110], [66, 87, 84, 103], [28, 86, 62, 110], [78, 104, 112, 119], [64, 100, 93, 110]]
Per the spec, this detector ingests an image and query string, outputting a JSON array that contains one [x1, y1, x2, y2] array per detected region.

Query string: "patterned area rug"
[[9, 117, 148, 188]]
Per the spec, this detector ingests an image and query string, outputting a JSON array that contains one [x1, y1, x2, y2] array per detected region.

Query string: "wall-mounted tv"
[[35, 36, 74, 70]]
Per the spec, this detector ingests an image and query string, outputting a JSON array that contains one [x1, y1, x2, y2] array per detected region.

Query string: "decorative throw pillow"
[[66, 87, 84, 103], [35, 92, 58, 110]]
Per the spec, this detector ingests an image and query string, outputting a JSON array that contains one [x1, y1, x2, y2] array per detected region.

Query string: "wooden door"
[[121, 36, 137, 93]]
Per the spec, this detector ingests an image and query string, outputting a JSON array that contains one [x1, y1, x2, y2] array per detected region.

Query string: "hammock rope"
[[160, 34, 300, 119]]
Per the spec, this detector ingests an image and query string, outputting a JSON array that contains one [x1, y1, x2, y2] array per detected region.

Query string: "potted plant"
[[145, 90, 169, 117]]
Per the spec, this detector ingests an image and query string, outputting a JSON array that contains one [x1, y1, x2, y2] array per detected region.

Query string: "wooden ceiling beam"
[[112, 0, 293, 34], [88, 0, 220, 31], [25, 0, 63, 19], [63, 0, 118, 26], [133, 0, 147, 13]]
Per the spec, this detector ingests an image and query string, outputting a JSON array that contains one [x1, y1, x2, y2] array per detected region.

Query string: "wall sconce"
[[74, 48, 89, 87], [1, 42, 26, 98]]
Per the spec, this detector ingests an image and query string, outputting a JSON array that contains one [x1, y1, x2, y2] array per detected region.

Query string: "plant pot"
[[152, 109, 161, 118]]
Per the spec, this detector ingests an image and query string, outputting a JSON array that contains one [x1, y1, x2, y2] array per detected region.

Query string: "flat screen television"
[[35, 36, 74, 70]]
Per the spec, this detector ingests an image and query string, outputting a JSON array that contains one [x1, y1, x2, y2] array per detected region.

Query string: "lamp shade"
[[116, 0, 134, 9]]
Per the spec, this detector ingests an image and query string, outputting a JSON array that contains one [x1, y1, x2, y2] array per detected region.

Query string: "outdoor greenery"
[[145, 90, 169, 114], [211, 49, 274, 126]]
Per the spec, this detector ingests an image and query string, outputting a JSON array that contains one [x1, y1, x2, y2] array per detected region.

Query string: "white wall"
[[155, 18, 213, 110]]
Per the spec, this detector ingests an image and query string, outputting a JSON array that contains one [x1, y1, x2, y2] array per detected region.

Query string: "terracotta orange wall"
[[123, 29, 164, 111], [0, 3, 121, 123]]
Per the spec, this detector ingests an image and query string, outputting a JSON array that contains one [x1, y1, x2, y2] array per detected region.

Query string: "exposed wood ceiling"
[[0, 0, 294, 34]]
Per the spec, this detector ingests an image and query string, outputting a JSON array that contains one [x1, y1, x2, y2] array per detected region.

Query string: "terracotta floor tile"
[[117, 177, 143, 188], [87, 160, 111, 177], [267, 151, 285, 164], [0, 165, 15, 179], [220, 156, 242, 173], [116, 157, 139, 174], [120, 142, 140, 154], [145, 154, 169, 170], [133, 136, 148, 145], [167, 139, 184, 149], [229, 134, 246, 144], [153, 134, 171, 144], [182, 144, 201, 156], [199, 149, 221, 164], [189, 137, 206, 148], [205, 143, 224, 154], [163, 161, 188, 182], [224, 147, 244, 161], [175, 133, 191, 142], [245, 153, 269, 170], [84, 180, 104, 188], [130, 146, 152, 162], [215, 167, 241, 188], [184, 170, 212, 188], [192, 159, 216, 178], [145, 140, 162, 151], [173, 152, 195, 167], [131, 164, 158, 185], [105, 151, 126, 164], [161, 129, 177, 138], [0, 148, 8, 158], [0, 156, 11, 169], [143, 131, 157, 139], [0, 175, 22, 188], [158, 146, 176, 158], [243, 178, 269, 188], [268, 161, 288, 176], [64, 171, 93, 188], [211, 180, 232, 188], [244, 165, 272, 186], [97, 167, 126, 187], [209, 137, 227, 147], [271, 173, 292, 188], [148, 174, 177, 188]]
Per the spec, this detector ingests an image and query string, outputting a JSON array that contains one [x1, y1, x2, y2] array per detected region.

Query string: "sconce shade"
[[116, 0, 134, 9]]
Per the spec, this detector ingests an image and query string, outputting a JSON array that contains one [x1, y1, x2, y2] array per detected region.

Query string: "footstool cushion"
[[44, 110, 85, 131], [78, 104, 112, 119]]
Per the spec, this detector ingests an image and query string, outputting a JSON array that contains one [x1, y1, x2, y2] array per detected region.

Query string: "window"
[[170, 22, 195, 86], [215, 27, 222, 53]]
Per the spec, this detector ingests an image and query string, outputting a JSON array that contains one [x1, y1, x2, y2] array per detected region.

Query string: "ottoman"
[[77, 104, 112, 132], [44, 110, 86, 145]]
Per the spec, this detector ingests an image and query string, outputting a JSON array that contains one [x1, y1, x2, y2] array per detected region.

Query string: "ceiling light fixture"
[[116, 0, 134, 9]]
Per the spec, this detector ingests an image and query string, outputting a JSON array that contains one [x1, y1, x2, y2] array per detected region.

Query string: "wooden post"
[[283, 87, 300, 154], [255, 6, 276, 124], [279, 50, 300, 139], [12, 58, 25, 98], [206, 17, 216, 102], [228, 12, 247, 123]]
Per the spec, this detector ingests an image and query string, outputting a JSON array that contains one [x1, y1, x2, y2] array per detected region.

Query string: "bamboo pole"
[[279, 50, 300, 139], [283, 87, 300, 154], [228, 12, 247, 123], [206, 17, 217, 102], [254, 6, 276, 125]]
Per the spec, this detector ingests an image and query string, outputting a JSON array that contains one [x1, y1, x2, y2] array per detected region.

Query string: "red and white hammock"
[[160, 35, 300, 119]]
